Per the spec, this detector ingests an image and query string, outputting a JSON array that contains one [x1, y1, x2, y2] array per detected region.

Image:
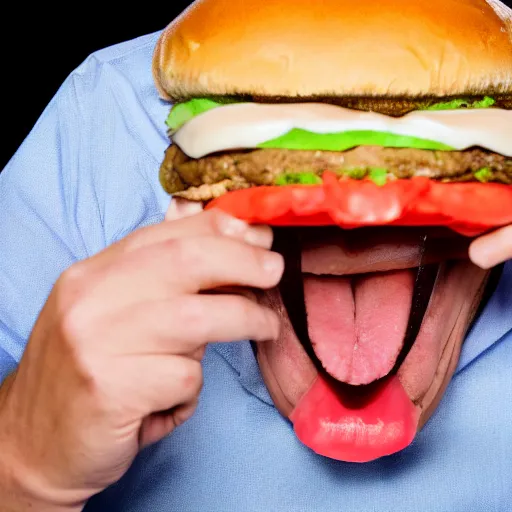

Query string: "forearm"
[[0, 373, 83, 512]]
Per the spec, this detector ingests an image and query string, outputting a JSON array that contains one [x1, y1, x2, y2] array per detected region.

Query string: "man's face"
[[255, 226, 492, 461]]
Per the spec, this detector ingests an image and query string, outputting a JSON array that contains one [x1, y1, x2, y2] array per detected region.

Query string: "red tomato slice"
[[206, 172, 512, 236]]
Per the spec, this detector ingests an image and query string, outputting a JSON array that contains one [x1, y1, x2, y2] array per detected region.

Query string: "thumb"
[[469, 225, 512, 269]]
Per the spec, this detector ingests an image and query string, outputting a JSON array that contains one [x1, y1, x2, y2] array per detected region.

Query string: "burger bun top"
[[152, 0, 512, 101]]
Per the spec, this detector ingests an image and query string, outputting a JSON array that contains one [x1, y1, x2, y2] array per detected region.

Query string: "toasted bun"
[[153, 0, 512, 101]]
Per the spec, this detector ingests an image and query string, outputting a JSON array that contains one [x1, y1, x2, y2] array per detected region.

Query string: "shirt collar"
[[213, 341, 274, 406]]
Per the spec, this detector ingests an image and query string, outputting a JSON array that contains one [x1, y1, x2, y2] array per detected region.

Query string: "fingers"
[[139, 399, 199, 448], [104, 295, 280, 357], [79, 205, 275, 307], [120, 354, 203, 416], [127, 209, 272, 251], [469, 225, 512, 269], [160, 236, 283, 293], [81, 236, 283, 311]]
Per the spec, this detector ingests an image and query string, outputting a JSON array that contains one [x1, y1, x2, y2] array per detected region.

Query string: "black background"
[[2, 1, 512, 171], [1, 4, 193, 170]]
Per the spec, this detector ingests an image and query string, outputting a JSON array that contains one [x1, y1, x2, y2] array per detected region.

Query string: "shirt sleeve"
[[0, 37, 171, 386], [0, 70, 96, 384]]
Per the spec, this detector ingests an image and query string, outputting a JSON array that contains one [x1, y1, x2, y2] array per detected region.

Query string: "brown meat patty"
[[160, 145, 512, 201]]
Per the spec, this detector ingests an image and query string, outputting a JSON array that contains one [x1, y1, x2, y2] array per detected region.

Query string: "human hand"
[[469, 225, 512, 269], [0, 202, 283, 511]]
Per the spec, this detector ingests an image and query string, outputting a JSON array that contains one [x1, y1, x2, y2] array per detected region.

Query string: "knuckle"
[[57, 308, 105, 396], [209, 209, 247, 238], [248, 246, 268, 275], [74, 354, 104, 399], [119, 232, 141, 252], [121, 222, 159, 252], [53, 265, 105, 390], [54, 265, 92, 328], [57, 262, 88, 297], [59, 302, 91, 347], [206, 208, 226, 234], [55, 261, 100, 318]]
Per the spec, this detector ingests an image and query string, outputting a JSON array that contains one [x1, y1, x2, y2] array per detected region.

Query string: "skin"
[[0, 197, 508, 510], [255, 229, 490, 435], [0, 202, 283, 512], [469, 225, 512, 269]]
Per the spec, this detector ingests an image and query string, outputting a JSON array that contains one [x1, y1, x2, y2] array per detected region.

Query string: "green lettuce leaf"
[[474, 167, 493, 183], [166, 98, 238, 131], [340, 167, 389, 184], [342, 168, 367, 180], [275, 172, 323, 185], [166, 96, 500, 152], [274, 168, 390, 186], [167, 96, 497, 131], [424, 96, 495, 111], [368, 168, 388, 186], [258, 129, 453, 152]]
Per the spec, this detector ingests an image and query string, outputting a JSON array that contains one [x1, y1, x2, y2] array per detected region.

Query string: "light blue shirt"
[[1, 32, 511, 512]]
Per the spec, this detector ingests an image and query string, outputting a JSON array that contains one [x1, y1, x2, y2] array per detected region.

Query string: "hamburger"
[[151, 0, 512, 462], [153, 0, 512, 236]]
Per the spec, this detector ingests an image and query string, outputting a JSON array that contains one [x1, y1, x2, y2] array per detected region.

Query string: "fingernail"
[[262, 252, 284, 278]]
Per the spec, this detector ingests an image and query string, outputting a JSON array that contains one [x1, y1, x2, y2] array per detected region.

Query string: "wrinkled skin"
[[254, 226, 490, 440]]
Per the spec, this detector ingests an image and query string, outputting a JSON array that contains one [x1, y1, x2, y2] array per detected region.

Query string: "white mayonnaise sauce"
[[172, 102, 512, 158]]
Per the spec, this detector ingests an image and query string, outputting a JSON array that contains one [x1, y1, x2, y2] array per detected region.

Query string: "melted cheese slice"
[[172, 102, 512, 159]]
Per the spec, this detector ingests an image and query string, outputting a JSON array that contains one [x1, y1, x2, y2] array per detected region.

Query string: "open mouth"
[[276, 229, 438, 383], [257, 227, 502, 463]]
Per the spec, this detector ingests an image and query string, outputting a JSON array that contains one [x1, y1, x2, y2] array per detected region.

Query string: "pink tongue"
[[290, 373, 420, 462], [303, 270, 415, 384], [293, 270, 418, 461]]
